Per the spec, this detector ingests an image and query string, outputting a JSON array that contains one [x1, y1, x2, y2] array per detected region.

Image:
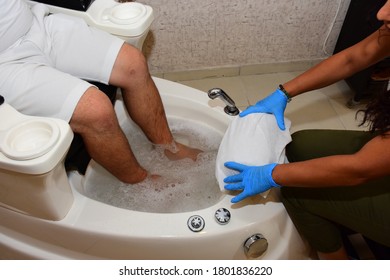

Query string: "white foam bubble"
[[83, 117, 224, 213]]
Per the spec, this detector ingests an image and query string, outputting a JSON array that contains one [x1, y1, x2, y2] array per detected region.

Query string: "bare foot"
[[123, 172, 161, 185], [121, 167, 148, 184], [164, 141, 203, 161]]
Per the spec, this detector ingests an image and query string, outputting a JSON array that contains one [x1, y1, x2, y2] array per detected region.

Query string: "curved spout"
[[207, 88, 239, 116]]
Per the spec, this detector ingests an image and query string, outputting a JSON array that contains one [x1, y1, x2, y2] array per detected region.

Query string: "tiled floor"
[[177, 71, 369, 134]]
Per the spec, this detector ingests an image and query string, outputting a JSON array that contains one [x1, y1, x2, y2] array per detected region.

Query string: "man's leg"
[[69, 43, 201, 184], [108, 43, 202, 161], [69, 86, 148, 183]]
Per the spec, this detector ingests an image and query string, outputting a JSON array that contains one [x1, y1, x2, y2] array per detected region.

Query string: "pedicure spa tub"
[[0, 77, 310, 259]]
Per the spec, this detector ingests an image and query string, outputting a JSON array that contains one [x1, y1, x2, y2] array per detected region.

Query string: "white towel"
[[216, 113, 292, 197]]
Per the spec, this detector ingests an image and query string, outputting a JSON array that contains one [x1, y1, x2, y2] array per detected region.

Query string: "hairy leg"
[[109, 43, 202, 161], [69, 87, 148, 183], [70, 43, 201, 184]]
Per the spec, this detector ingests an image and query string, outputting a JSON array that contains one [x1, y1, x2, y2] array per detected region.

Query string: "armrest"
[[27, 0, 154, 38]]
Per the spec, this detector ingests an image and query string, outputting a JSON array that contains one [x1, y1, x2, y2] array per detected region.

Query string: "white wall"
[[140, 0, 351, 74]]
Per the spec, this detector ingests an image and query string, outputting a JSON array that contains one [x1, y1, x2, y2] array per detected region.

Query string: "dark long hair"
[[358, 26, 390, 135], [359, 88, 390, 135]]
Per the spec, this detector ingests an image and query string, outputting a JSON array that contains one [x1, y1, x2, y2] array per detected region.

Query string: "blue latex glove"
[[239, 89, 288, 130], [224, 162, 280, 203]]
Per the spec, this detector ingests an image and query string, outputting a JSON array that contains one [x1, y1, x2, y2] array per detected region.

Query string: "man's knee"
[[109, 43, 149, 86], [70, 87, 118, 134]]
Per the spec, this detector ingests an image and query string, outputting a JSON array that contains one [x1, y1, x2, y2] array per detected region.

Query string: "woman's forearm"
[[272, 135, 390, 188], [282, 26, 390, 97], [283, 52, 361, 97], [272, 155, 367, 188]]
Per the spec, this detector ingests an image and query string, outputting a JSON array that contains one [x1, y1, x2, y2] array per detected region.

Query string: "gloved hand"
[[239, 89, 288, 130], [224, 161, 280, 203]]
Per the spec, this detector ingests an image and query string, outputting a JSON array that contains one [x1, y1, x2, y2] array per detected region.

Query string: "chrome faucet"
[[207, 88, 239, 116]]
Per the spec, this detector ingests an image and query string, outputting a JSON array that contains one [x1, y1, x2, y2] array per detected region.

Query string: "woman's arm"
[[273, 134, 390, 187], [283, 25, 390, 97]]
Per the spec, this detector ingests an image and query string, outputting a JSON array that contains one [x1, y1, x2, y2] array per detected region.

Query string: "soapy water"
[[83, 116, 224, 213]]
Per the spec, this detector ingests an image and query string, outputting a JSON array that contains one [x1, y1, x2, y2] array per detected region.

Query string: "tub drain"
[[215, 208, 231, 225], [187, 215, 205, 232]]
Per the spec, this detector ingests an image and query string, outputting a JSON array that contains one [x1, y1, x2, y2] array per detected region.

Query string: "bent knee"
[[109, 43, 149, 86], [122, 43, 147, 68], [70, 87, 119, 134]]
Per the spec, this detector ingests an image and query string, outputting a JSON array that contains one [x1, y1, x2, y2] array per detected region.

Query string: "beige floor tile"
[[329, 98, 368, 131], [240, 72, 302, 105], [285, 91, 345, 133]]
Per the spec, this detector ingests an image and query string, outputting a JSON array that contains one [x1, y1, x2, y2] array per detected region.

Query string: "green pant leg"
[[281, 129, 390, 252], [286, 129, 378, 161]]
